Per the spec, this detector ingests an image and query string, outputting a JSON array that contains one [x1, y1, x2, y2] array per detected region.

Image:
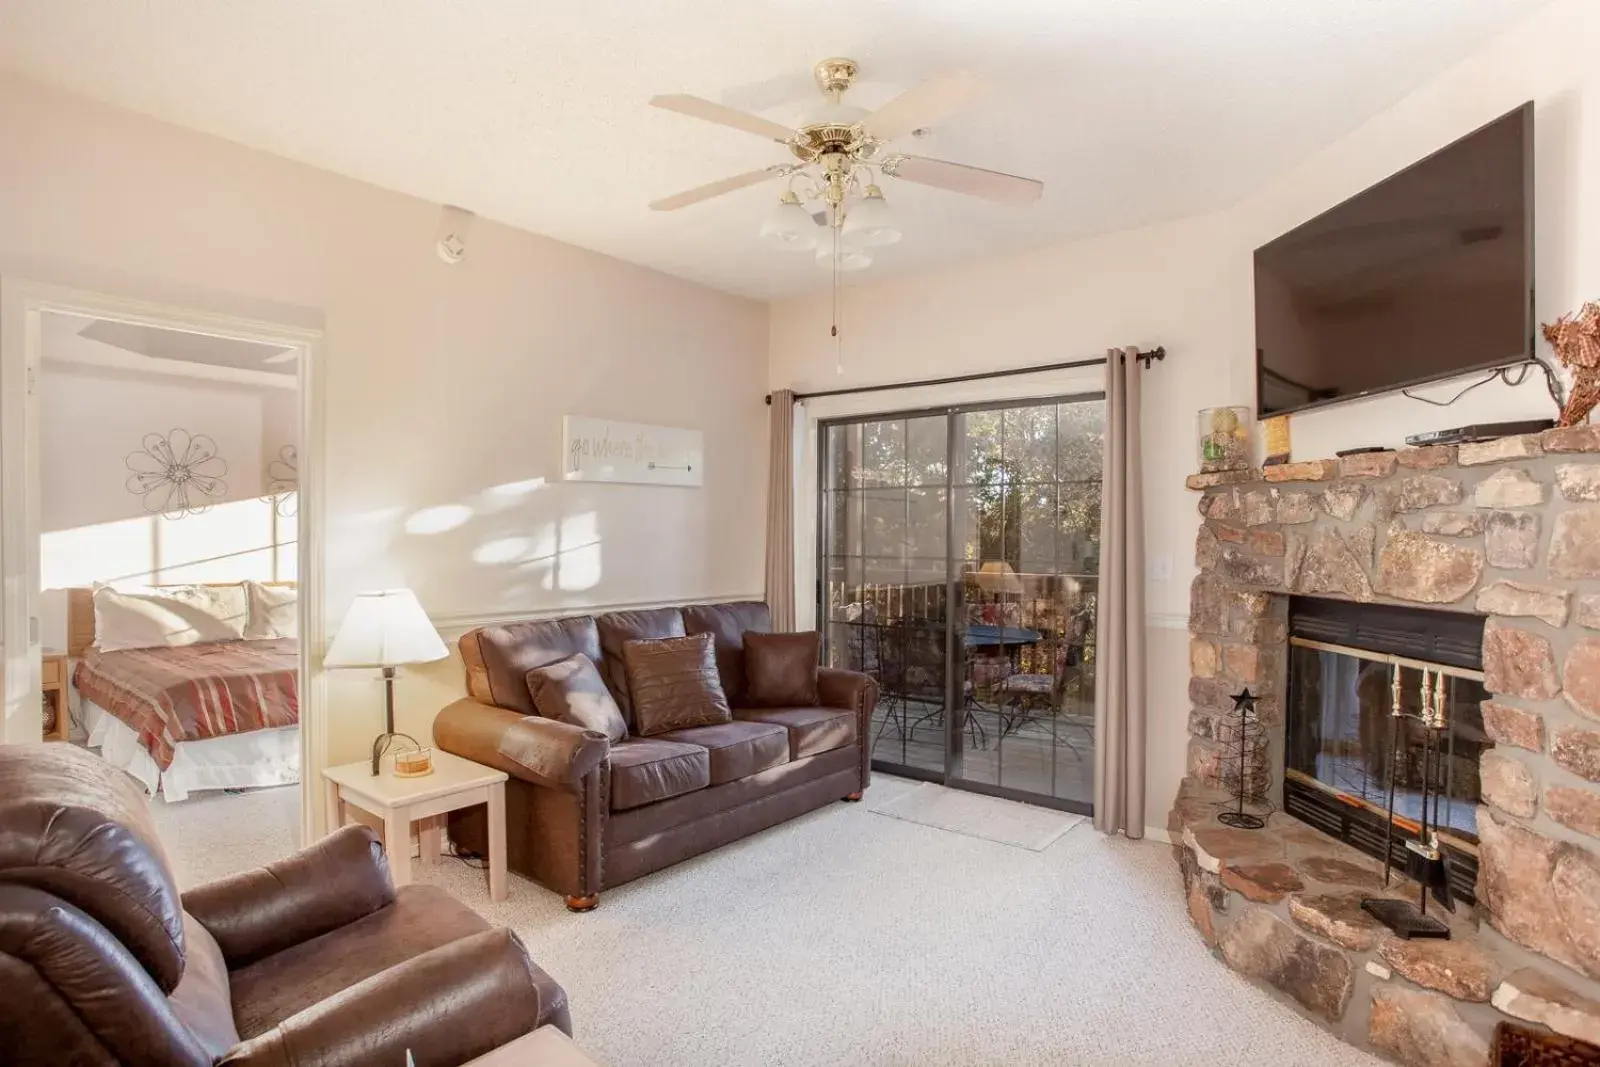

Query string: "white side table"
[[462, 1026, 604, 1065], [323, 750, 509, 901]]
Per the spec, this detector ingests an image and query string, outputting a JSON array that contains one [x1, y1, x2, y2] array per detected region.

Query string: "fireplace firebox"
[[1282, 596, 1489, 905]]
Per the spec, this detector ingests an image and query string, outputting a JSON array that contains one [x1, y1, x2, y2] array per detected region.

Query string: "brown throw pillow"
[[525, 654, 628, 742], [742, 630, 821, 707], [622, 632, 732, 736]]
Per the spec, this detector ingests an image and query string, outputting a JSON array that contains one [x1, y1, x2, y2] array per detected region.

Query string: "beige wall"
[[770, 0, 1600, 832], [0, 73, 769, 764]]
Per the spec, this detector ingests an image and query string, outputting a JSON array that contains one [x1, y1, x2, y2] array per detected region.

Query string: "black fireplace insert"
[[1283, 596, 1489, 905]]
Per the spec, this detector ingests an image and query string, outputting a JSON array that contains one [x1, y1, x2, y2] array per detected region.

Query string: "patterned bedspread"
[[73, 639, 299, 771]]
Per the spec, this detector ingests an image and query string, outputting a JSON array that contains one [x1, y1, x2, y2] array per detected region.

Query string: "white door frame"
[[0, 278, 328, 845]]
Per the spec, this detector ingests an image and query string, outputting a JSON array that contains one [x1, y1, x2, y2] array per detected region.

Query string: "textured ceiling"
[[0, 0, 1554, 300]]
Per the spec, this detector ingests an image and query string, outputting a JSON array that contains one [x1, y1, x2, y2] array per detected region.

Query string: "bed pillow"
[[622, 633, 731, 736], [244, 582, 298, 640], [92, 585, 245, 651]]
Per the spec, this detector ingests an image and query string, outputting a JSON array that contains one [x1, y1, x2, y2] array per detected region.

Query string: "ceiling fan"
[[648, 58, 1043, 271]]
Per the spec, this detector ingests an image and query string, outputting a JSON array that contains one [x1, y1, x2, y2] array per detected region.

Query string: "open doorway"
[[1, 282, 324, 846]]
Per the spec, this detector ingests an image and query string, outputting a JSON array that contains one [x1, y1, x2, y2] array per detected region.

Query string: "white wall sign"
[[562, 415, 704, 487]]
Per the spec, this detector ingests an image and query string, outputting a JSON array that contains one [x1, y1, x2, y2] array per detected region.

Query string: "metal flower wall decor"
[[125, 429, 228, 517], [266, 444, 298, 518]]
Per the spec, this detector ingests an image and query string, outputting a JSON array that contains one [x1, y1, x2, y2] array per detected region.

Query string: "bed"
[[67, 584, 301, 802]]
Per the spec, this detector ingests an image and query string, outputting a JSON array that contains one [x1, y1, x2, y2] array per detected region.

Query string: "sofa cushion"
[[655, 721, 790, 785], [525, 654, 628, 742], [733, 706, 857, 760], [596, 608, 686, 727], [742, 630, 821, 707], [623, 633, 732, 737], [608, 738, 710, 811], [682, 601, 771, 705], [461, 616, 601, 716]]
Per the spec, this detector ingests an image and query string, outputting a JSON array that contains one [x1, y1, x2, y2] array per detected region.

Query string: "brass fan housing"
[[791, 57, 873, 164], [789, 124, 869, 163], [813, 57, 858, 95]]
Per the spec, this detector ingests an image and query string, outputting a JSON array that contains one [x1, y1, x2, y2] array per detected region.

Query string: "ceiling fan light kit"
[[759, 191, 819, 252], [840, 184, 901, 248], [815, 238, 873, 272], [647, 57, 1042, 273]]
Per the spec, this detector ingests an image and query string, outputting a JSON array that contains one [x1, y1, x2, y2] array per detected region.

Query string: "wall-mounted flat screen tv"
[[1255, 103, 1533, 418]]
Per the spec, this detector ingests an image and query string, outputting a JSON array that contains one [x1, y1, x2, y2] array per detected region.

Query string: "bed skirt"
[[84, 701, 300, 802]]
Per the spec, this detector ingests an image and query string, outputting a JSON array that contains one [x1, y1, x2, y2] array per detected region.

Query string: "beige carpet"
[[866, 779, 1084, 850], [153, 780, 1384, 1067]]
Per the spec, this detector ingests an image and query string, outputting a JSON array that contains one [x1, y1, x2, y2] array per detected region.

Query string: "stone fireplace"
[[1173, 428, 1600, 1065]]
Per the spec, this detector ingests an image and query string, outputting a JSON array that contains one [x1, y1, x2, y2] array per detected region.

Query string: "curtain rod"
[[765, 347, 1165, 405]]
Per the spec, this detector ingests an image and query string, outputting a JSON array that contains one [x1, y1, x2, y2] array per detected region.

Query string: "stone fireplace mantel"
[[1174, 427, 1600, 1065]]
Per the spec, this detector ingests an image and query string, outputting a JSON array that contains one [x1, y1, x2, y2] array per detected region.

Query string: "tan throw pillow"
[[743, 630, 821, 707], [525, 654, 628, 743], [622, 632, 731, 736], [243, 581, 298, 640]]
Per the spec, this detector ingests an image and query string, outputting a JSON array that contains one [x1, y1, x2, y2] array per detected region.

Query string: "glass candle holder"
[[1197, 406, 1251, 472]]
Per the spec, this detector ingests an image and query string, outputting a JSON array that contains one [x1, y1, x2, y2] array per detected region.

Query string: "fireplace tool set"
[[1361, 664, 1456, 940]]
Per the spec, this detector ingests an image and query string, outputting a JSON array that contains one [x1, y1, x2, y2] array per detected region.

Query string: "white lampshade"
[[759, 193, 818, 252], [812, 244, 876, 271], [974, 561, 1024, 595], [324, 589, 448, 669], [841, 185, 902, 248], [819, 231, 870, 273]]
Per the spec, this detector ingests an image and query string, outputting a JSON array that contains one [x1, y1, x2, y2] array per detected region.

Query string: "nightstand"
[[41, 652, 68, 741], [323, 750, 508, 900]]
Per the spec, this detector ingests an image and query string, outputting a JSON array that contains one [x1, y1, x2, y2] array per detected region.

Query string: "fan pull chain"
[[832, 215, 844, 375]]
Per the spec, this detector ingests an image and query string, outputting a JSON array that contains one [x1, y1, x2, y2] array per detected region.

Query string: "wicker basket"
[[1494, 1022, 1600, 1067]]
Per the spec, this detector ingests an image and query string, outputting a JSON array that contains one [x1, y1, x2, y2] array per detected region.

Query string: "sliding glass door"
[[818, 394, 1104, 813]]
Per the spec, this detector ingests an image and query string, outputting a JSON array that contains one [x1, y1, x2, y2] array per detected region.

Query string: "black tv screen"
[[1255, 103, 1533, 417]]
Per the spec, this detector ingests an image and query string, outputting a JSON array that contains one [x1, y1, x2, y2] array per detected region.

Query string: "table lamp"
[[974, 560, 1023, 596], [324, 589, 448, 775]]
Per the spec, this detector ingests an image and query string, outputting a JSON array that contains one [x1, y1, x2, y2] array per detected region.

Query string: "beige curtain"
[[764, 389, 797, 630], [1094, 346, 1146, 838]]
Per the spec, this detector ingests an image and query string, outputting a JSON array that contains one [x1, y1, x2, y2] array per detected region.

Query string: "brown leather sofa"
[[435, 601, 877, 911], [0, 742, 570, 1066]]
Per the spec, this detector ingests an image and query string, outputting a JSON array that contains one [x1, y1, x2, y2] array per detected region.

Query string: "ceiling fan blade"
[[863, 71, 983, 143], [649, 94, 796, 144], [649, 166, 785, 211], [887, 155, 1043, 207]]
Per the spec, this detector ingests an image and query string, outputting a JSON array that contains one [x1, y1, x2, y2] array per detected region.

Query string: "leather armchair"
[[0, 743, 570, 1066]]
